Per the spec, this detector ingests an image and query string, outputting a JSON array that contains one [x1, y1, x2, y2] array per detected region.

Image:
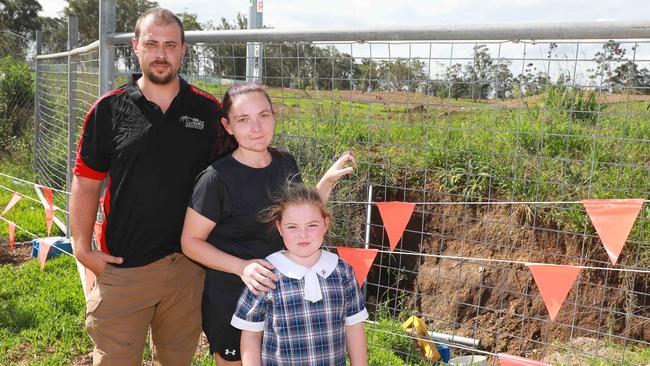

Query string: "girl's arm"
[[316, 151, 356, 203], [181, 207, 278, 295], [241, 330, 263, 366], [345, 322, 368, 366]]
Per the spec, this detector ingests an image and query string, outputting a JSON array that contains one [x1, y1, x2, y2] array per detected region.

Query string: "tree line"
[[2, 0, 649, 97]]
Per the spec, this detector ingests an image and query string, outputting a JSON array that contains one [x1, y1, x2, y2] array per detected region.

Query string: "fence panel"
[[36, 28, 650, 365]]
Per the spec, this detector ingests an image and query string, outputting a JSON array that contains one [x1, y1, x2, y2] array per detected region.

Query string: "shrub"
[[0, 56, 34, 151]]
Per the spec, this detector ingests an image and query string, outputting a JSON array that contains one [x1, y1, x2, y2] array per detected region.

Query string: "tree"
[[63, 0, 159, 46], [588, 40, 628, 90], [201, 13, 248, 81], [357, 58, 379, 91], [375, 58, 428, 92], [609, 61, 650, 94], [0, 0, 42, 37], [514, 62, 551, 97], [465, 45, 493, 100], [39, 16, 67, 54], [443, 63, 467, 100], [0, 0, 42, 58]]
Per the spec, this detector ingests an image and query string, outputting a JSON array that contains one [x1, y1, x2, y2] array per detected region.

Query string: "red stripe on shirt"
[[73, 88, 126, 180], [190, 86, 222, 108]]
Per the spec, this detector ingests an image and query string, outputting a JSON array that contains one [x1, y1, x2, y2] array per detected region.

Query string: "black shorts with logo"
[[202, 291, 243, 361]]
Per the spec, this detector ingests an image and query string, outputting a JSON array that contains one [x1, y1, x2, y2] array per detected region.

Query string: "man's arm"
[[240, 330, 263, 366], [70, 175, 123, 274], [345, 322, 368, 366]]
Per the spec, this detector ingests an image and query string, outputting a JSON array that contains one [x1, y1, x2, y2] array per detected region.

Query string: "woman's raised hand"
[[317, 150, 356, 202], [240, 259, 279, 295]]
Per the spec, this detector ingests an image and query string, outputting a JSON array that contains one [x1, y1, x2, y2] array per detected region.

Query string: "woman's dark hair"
[[259, 184, 331, 230], [212, 82, 275, 160]]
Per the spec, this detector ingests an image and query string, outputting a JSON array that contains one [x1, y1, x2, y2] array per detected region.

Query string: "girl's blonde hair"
[[259, 184, 331, 228]]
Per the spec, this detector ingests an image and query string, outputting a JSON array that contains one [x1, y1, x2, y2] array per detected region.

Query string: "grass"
[[0, 255, 90, 365], [0, 137, 64, 242]]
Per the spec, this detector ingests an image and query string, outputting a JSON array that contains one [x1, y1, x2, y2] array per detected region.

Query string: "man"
[[70, 8, 221, 365]]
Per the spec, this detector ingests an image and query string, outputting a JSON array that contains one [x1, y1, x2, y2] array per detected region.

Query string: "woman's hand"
[[239, 259, 279, 295], [317, 150, 356, 202]]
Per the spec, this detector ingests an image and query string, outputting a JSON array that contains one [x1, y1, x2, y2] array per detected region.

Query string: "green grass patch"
[[0, 255, 91, 365]]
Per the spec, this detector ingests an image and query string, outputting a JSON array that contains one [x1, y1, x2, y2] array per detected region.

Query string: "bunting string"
[[0, 215, 74, 258], [0, 172, 71, 195], [0, 183, 69, 214], [330, 199, 650, 206], [324, 246, 650, 275]]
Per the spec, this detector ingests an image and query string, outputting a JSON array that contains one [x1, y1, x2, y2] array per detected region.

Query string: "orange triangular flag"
[[39, 186, 55, 235], [583, 199, 644, 265], [2, 192, 22, 215], [527, 264, 581, 321], [8, 222, 15, 250], [38, 239, 52, 271], [498, 353, 549, 366], [375, 201, 415, 251], [85, 267, 96, 295], [337, 246, 378, 286]]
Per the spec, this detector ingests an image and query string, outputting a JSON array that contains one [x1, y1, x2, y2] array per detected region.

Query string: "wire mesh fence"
[[0, 30, 35, 158], [34, 29, 650, 365]]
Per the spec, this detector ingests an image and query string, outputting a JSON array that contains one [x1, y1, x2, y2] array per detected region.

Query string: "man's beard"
[[144, 61, 177, 85]]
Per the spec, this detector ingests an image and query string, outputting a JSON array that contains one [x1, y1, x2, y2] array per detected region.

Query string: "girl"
[[231, 184, 368, 366], [181, 82, 355, 365]]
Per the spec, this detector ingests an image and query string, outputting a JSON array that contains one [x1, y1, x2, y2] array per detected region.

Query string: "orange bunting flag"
[[2, 192, 22, 216], [498, 353, 549, 366], [375, 201, 415, 251], [527, 264, 581, 321], [583, 199, 644, 265], [8, 222, 15, 250], [40, 186, 55, 235], [337, 246, 378, 286], [38, 239, 52, 271], [85, 267, 96, 295]]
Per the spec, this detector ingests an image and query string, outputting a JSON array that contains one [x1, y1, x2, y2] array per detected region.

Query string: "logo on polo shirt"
[[180, 115, 205, 130]]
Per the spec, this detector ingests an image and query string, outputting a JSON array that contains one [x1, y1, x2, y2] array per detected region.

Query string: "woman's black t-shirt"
[[189, 149, 302, 302]]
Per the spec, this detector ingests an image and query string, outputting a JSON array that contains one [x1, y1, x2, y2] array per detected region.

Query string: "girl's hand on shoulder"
[[240, 259, 278, 295], [320, 150, 356, 186]]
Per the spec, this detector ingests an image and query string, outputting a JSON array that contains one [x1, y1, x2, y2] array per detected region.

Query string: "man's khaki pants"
[[85, 253, 205, 366]]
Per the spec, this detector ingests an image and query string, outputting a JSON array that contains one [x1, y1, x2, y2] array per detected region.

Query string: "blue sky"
[[40, 0, 650, 28]]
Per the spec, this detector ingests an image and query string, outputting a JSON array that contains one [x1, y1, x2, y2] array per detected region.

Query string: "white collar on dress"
[[266, 250, 339, 303], [267, 250, 338, 279]]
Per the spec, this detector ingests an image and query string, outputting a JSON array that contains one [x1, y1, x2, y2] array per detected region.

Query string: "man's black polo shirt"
[[74, 75, 221, 267]]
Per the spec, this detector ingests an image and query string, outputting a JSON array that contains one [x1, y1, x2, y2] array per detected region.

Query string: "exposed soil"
[[0, 239, 33, 264], [276, 88, 650, 107], [363, 184, 649, 363]]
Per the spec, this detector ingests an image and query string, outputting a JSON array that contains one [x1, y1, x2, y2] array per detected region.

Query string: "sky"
[[38, 0, 650, 29], [37, 0, 650, 83]]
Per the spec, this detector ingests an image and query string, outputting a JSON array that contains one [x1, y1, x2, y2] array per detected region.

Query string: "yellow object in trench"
[[402, 315, 441, 361]]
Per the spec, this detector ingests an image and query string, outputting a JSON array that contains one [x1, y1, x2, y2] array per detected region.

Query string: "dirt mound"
[[361, 185, 648, 358], [415, 201, 649, 355]]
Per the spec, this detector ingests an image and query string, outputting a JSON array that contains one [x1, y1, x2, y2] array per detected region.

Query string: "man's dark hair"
[[134, 8, 185, 44]]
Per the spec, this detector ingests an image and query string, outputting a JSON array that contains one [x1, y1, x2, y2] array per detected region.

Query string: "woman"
[[181, 82, 354, 366]]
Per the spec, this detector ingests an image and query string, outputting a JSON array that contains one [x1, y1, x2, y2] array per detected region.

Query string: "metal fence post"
[[33, 31, 42, 175], [66, 16, 79, 235], [246, 0, 264, 82], [99, 0, 116, 94]]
